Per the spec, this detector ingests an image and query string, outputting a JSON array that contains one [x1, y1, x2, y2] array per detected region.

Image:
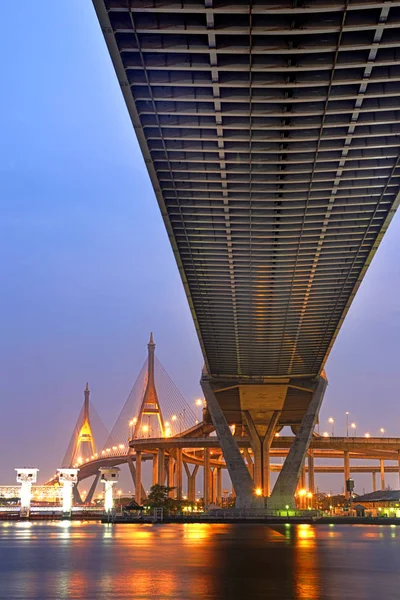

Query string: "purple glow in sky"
[[1, 1, 400, 494]]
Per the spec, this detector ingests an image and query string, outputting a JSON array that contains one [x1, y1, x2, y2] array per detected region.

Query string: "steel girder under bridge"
[[93, 0, 400, 508]]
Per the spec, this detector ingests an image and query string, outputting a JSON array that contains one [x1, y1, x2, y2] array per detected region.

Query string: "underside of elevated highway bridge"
[[93, 0, 400, 508]]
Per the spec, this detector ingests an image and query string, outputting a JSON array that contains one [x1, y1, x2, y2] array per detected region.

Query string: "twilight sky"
[[1, 1, 400, 493]]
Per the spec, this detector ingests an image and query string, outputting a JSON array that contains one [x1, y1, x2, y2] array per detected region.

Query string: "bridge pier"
[[380, 459, 385, 490], [167, 455, 175, 497], [217, 467, 222, 505], [175, 448, 183, 500], [372, 471, 377, 492], [152, 453, 158, 486], [344, 451, 350, 499], [308, 451, 315, 496], [72, 483, 83, 506], [203, 448, 211, 507], [157, 449, 165, 485], [243, 410, 280, 497], [135, 451, 142, 505], [269, 374, 327, 509], [212, 468, 218, 504], [86, 471, 101, 504], [201, 379, 259, 508], [184, 463, 198, 502]]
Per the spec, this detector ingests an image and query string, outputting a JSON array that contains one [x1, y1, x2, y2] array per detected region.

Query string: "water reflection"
[[1, 523, 400, 599]]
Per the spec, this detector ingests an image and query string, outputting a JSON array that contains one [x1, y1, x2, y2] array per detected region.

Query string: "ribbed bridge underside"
[[94, 0, 400, 378]]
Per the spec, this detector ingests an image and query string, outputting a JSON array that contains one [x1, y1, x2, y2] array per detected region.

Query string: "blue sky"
[[1, 1, 400, 493]]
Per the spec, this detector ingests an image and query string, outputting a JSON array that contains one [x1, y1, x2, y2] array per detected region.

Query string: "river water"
[[1, 521, 400, 599]]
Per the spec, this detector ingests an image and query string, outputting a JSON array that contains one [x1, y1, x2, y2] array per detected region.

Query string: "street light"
[[328, 417, 335, 437], [323, 431, 329, 438], [364, 432, 370, 438], [380, 428, 385, 436], [351, 422, 356, 437], [346, 412, 349, 437]]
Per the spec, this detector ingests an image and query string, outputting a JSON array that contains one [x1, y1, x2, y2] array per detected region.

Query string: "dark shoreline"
[[2, 513, 400, 526]]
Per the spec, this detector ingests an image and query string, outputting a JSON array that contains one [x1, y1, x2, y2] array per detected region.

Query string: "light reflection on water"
[[1, 522, 400, 599]]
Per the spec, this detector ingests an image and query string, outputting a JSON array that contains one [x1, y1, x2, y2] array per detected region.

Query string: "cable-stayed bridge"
[[48, 335, 400, 511], [90, 0, 400, 508]]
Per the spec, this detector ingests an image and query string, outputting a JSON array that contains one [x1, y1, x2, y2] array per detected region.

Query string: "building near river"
[[353, 490, 400, 517]]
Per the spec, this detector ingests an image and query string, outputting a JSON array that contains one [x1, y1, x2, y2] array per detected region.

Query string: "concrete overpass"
[[70, 432, 400, 505], [92, 0, 400, 507]]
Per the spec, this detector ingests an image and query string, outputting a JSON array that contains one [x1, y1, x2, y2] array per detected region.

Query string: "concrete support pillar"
[[152, 453, 158, 487], [187, 465, 199, 502], [157, 449, 165, 485], [372, 471, 377, 492], [86, 471, 101, 504], [301, 466, 306, 489], [270, 374, 327, 509], [253, 445, 263, 490], [201, 379, 256, 508], [135, 451, 142, 505], [308, 451, 315, 496], [212, 468, 218, 504], [244, 410, 280, 498], [176, 448, 183, 500], [168, 456, 175, 497], [127, 455, 146, 502], [73, 485, 83, 506], [299, 467, 307, 509], [216, 467, 223, 505], [380, 459, 385, 490], [183, 462, 190, 498], [203, 448, 211, 507], [344, 451, 350, 499], [263, 445, 271, 497]]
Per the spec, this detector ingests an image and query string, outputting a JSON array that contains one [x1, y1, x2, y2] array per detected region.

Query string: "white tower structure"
[[100, 467, 120, 512], [57, 468, 79, 515], [16, 469, 39, 517]]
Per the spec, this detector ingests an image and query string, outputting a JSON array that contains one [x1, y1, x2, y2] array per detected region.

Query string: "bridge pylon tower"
[[71, 383, 96, 466], [133, 333, 165, 439]]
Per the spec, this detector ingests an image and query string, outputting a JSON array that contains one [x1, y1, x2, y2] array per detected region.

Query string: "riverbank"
[[2, 511, 400, 526]]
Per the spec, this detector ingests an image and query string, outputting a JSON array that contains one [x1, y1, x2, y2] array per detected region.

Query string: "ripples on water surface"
[[1, 522, 400, 599]]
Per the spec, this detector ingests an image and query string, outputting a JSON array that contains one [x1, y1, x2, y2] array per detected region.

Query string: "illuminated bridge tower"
[[132, 334, 166, 499], [71, 383, 96, 466], [133, 333, 165, 439]]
